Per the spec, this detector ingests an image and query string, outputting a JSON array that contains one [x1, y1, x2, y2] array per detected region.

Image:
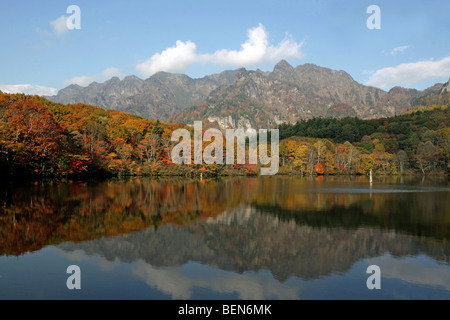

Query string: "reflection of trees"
[[0, 176, 448, 259], [250, 177, 450, 239], [253, 194, 450, 240], [0, 178, 238, 255]]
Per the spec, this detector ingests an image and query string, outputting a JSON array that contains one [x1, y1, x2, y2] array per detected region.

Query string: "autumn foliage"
[[315, 162, 325, 175], [1, 91, 448, 178], [0, 92, 183, 177], [279, 104, 449, 176]]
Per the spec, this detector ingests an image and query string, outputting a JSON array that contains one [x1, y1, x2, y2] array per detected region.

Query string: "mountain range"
[[48, 60, 450, 129]]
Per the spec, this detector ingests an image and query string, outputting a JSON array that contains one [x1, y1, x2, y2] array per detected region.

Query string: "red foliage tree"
[[315, 162, 325, 175]]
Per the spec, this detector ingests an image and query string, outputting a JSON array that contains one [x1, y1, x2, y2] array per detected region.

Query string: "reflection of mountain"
[[59, 205, 449, 281], [59, 224, 216, 267], [1, 176, 449, 260]]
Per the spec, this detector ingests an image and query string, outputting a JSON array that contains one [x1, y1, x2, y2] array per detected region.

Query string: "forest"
[[0, 91, 184, 178], [278, 104, 449, 176], [0, 90, 448, 178]]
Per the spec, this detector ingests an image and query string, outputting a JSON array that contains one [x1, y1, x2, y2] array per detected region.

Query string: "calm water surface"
[[0, 176, 449, 299]]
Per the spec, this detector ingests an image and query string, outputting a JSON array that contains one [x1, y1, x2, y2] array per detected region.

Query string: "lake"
[[0, 175, 449, 300]]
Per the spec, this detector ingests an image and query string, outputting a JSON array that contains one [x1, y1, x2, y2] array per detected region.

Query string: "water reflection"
[[57, 205, 449, 282], [0, 176, 449, 299], [367, 255, 450, 291], [1, 176, 448, 256]]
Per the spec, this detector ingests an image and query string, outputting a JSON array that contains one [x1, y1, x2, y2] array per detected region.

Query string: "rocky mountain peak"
[[123, 75, 143, 82], [388, 86, 419, 95], [48, 61, 447, 128], [105, 77, 121, 85], [273, 59, 295, 74]]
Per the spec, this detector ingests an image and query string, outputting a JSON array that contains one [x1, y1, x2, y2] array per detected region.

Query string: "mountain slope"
[[49, 70, 239, 120], [172, 61, 449, 129], [48, 61, 450, 129]]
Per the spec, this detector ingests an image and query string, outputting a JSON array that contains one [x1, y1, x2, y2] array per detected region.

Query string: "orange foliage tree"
[[315, 162, 325, 175]]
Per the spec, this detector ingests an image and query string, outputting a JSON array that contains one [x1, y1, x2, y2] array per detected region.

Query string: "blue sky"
[[0, 0, 449, 95]]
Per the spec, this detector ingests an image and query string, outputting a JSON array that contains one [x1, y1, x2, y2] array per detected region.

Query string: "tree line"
[[0, 92, 265, 178], [278, 104, 449, 175]]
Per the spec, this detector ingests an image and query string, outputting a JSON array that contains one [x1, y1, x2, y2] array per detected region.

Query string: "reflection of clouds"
[[132, 261, 300, 300], [58, 249, 121, 271], [367, 255, 450, 290], [59, 247, 300, 299]]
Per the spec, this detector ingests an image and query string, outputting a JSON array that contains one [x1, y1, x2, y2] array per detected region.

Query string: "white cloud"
[[102, 67, 126, 79], [50, 15, 68, 35], [365, 56, 450, 90], [0, 84, 58, 96], [64, 67, 126, 86], [59, 249, 121, 272], [390, 45, 410, 56], [381, 45, 410, 57], [136, 40, 198, 77], [136, 24, 304, 78], [58, 246, 300, 299], [132, 261, 300, 300], [201, 24, 303, 66], [367, 255, 450, 290]]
